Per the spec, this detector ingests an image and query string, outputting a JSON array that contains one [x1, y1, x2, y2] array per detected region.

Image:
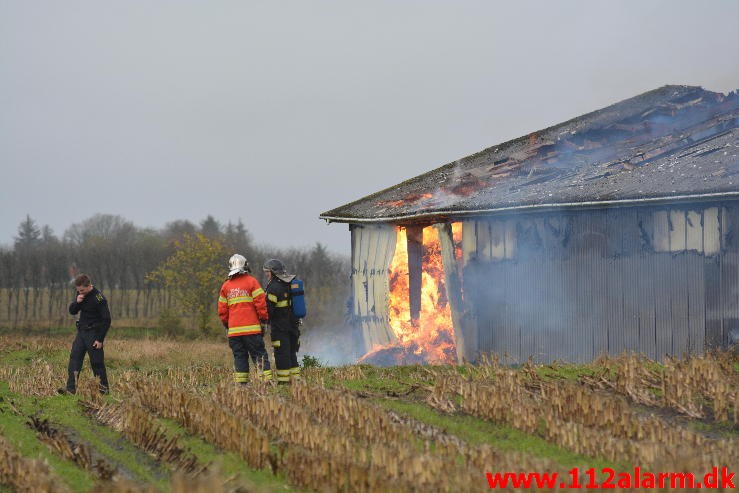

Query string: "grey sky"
[[1, 1, 737, 255]]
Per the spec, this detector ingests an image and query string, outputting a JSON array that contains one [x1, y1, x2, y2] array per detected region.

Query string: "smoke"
[[299, 324, 357, 366]]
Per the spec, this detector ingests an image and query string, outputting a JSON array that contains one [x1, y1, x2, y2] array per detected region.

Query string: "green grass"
[[535, 362, 600, 381], [0, 382, 169, 491], [327, 364, 434, 394], [0, 383, 95, 493], [42, 395, 170, 489], [687, 418, 738, 439]]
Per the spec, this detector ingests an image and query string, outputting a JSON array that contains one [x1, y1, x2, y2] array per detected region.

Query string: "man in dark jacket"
[[262, 259, 300, 384], [60, 274, 111, 394]]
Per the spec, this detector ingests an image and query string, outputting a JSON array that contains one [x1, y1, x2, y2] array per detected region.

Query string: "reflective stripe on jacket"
[[218, 273, 268, 337]]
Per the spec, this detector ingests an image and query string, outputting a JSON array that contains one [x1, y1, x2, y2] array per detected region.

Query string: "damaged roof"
[[321, 85, 739, 224]]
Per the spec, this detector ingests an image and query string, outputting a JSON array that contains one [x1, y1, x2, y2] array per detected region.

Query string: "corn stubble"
[[431, 352, 738, 475], [0, 435, 67, 493], [1, 334, 737, 492], [27, 414, 117, 480], [584, 352, 738, 423]]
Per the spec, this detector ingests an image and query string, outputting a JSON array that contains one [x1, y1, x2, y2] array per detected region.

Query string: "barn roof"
[[321, 85, 739, 224]]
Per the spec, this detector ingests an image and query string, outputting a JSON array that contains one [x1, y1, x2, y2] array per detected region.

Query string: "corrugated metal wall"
[[350, 224, 397, 354], [459, 202, 738, 363]]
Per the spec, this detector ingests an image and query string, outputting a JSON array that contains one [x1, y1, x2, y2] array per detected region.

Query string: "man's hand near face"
[[76, 284, 92, 304]]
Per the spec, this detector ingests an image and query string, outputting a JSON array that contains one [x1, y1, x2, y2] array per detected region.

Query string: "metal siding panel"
[[575, 253, 588, 363], [530, 259, 542, 362], [556, 259, 567, 360], [518, 261, 527, 362], [503, 262, 518, 362], [686, 210, 703, 253], [604, 256, 616, 355], [504, 219, 517, 259], [351, 226, 362, 319], [721, 249, 738, 344], [568, 251, 580, 361], [619, 207, 644, 256], [351, 227, 371, 350], [687, 252, 705, 353], [655, 254, 673, 360], [654, 210, 670, 252], [372, 226, 397, 346], [704, 207, 720, 256], [501, 263, 516, 362], [669, 210, 687, 252], [585, 253, 597, 362], [461, 220, 477, 266], [592, 254, 609, 358], [484, 262, 500, 354], [475, 260, 498, 357], [490, 262, 504, 358], [373, 227, 391, 323], [638, 254, 657, 360], [519, 261, 534, 362], [622, 256, 641, 353], [671, 253, 690, 355], [365, 226, 380, 344], [358, 227, 376, 348], [536, 258, 547, 360], [704, 256, 722, 347], [476, 220, 492, 260], [490, 220, 506, 260], [731, 249, 738, 332]]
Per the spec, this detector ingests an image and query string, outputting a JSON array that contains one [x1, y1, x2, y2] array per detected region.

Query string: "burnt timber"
[[323, 85, 739, 363]]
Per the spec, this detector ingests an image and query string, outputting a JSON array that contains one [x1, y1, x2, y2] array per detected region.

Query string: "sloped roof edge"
[[321, 191, 739, 225]]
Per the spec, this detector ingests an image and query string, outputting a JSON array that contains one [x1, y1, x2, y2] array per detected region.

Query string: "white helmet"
[[228, 254, 248, 276]]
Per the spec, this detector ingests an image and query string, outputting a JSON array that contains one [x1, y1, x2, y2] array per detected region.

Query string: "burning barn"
[[321, 85, 739, 365]]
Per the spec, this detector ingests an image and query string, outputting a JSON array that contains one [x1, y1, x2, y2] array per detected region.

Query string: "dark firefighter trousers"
[[228, 334, 271, 383], [271, 329, 300, 383], [66, 330, 109, 392]]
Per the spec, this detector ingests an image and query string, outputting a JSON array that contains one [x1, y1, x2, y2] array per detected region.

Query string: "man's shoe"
[[57, 388, 76, 395]]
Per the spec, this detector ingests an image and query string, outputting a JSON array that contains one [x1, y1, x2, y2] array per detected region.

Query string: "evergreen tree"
[[14, 215, 41, 249], [199, 215, 222, 240]]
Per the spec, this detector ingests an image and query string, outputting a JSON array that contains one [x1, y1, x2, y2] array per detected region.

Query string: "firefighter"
[[60, 274, 111, 395], [218, 254, 272, 383], [262, 258, 300, 384]]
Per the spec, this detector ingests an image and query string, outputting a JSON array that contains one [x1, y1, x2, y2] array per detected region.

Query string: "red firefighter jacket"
[[218, 273, 268, 337]]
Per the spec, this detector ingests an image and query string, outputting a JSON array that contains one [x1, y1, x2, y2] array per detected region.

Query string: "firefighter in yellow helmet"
[[218, 254, 272, 383], [262, 259, 300, 384]]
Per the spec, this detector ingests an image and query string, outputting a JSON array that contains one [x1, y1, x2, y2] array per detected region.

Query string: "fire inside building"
[[321, 85, 739, 365]]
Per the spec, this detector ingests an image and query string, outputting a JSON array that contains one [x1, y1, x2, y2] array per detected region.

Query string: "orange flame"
[[361, 223, 462, 365]]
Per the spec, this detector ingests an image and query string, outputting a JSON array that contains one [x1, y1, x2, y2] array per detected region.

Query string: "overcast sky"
[[1, 1, 737, 255]]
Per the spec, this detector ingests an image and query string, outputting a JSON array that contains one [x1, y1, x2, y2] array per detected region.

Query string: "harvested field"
[[0, 332, 736, 492]]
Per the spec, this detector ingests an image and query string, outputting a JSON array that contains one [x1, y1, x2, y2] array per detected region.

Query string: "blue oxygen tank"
[[290, 278, 306, 318]]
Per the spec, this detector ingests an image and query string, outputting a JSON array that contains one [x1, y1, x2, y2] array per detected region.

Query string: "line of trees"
[[0, 214, 350, 333]]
